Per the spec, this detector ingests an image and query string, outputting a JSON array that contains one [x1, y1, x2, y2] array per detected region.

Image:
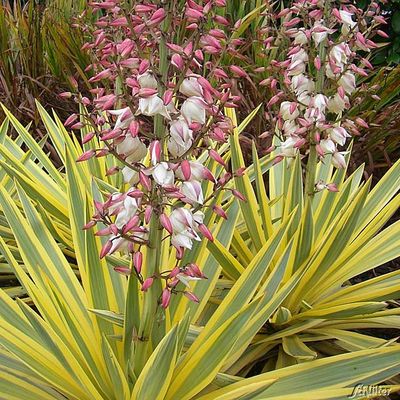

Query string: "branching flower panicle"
[[66, 0, 247, 305]]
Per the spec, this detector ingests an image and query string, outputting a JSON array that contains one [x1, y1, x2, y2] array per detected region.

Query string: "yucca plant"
[[208, 108, 400, 372], [0, 105, 400, 399]]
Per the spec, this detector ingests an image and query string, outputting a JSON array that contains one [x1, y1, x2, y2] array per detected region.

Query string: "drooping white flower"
[[170, 208, 200, 250], [328, 93, 349, 114], [320, 138, 337, 154], [312, 94, 328, 114], [170, 208, 194, 232], [138, 95, 170, 118], [108, 107, 134, 130], [179, 77, 203, 97], [137, 71, 158, 89], [280, 101, 299, 121], [297, 91, 312, 107], [329, 43, 351, 69], [167, 119, 193, 157], [152, 162, 175, 187], [181, 96, 207, 124], [311, 21, 331, 46], [339, 10, 357, 33], [282, 120, 298, 137], [181, 181, 204, 204], [328, 126, 350, 146], [115, 197, 139, 228], [290, 48, 309, 64], [116, 136, 147, 162], [291, 74, 315, 95], [287, 59, 306, 76], [338, 72, 356, 94], [280, 136, 299, 158], [294, 29, 308, 45], [122, 167, 139, 185], [109, 236, 129, 254], [331, 151, 347, 168], [175, 161, 205, 181]]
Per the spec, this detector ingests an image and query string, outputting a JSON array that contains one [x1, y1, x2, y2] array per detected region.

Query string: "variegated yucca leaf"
[[0, 106, 399, 399]]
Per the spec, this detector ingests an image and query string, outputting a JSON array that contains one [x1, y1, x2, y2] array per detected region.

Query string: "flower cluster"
[[64, 0, 247, 304], [258, 0, 387, 189]]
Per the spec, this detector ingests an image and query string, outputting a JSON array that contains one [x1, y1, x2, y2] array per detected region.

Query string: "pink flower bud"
[[139, 171, 152, 192], [213, 68, 228, 80], [138, 59, 150, 75], [141, 277, 154, 292], [314, 56, 321, 71], [81, 97, 90, 106], [209, 149, 227, 168], [133, 251, 143, 274], [355, 117, 369, 129], [229, 65, 247, 78], [376, 30, 389, 39], [114, 266, 132, 276], [127, 189, 144, 199], [83, 220, 96, 230], [338, 86, 345, 99], [187, 263, 205, 278], [64, 113, 78, 127], [316, 144, 325, 157], [171, 54, 184, 69], [59, 92, 72, 99], [105, 166, 119, 176], [161, 288, 171, 308], [194, 49, 204, 61], [213, 205, 227, 219], [163, 90, 173, 105], [180, 160, 191, 181], [214, 15, 229, 26], [203, 167, 216, 182], [294, 138, 306, 148], [361, 58, 373, 69], [128, 120, 139, 137], [150, 140, 161, 164], [71, 122, 84, 130], [272, 155, 284, 165], [101, 129, 123, 141], [185, 8, 203, 20], [89, 68, 112, 83], [77, 150, 95, 162], [122, 216, 140, 234], [82, 132, 95, 144], [144, 206, 153, 224], [267, 92, 283, 107], [110, 17, 128, 27], [276, 8, 290, 18], [160, 213, 173, 234], [186, 23, 198, 30], [139, 88, 158, 97], [166, 43, 183, 53], [184, 291, 199, 303], [100, 240, 113, 259], [135, 4, 154, 13], [95, 226, 112, 236], [232, 189, 247, 202], [332, 8, 341, 20], [68, 76, 78, 89], [326, 183, 339, 192], [198, 224, 213, 241]]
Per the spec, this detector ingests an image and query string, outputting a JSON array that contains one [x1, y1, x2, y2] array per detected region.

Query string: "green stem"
[[306, 37, 328, 197], [305, 144, 317, 196], [133, 214, 163, 375]]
